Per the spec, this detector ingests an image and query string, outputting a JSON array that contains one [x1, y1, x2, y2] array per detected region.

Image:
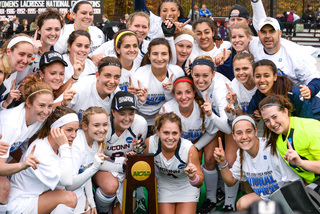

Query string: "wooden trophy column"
[[122, 153, 158, 214]]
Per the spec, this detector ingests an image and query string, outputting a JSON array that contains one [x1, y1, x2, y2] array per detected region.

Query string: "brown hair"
[[81, 106, 108, 152], [258, 94, 293, 155], [141, 38, 172, 66], [192, 18, 217, 36], [157, 0, 186, 19], [23, 75, 53, 104], [172, 76, 205, 130], [36, 8, 63, 39], [154, 112, 182, 133], [232, 52, 254, 66], [67, 30, 91, 53], [37, 106, 77, 139], [113, 30, 138, 57], [97, 56, 122, 74]]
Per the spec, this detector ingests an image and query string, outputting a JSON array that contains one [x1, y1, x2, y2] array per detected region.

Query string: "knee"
[[0, 177, 11, 204], [204, 154, 215, 168], [236, 198, 248, 211], [99, 180, 119, 196], [64, 191, 78, 208]]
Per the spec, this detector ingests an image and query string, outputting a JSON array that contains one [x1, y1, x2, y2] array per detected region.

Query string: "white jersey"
[[196, 73, 231, 134], [54, 24, 105, 54], [71, 129, 99, 198], [62, 53, 97, 83], [230, 79, 257, 113], [148, 135, 200, 203], [119, 58, 141, 91], [230, 138, 300, 200], [65, 75, 120, 116], [132, 64, 184, 125], [188, 40, 231, 62], [160, 99, 215, 142], [0, 103, 42, 159], [104, 114, 147, 160], [8, 137, 67, 207], [90, 39, 149, 64], [249, 37, 320, 85]]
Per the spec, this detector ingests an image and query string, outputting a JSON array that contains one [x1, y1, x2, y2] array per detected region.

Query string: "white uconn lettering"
[[118, 96, 133, 103]]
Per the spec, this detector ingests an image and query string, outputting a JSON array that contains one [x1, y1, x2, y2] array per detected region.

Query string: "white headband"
[[232, 115, 256, 131], [174, 34, 194, 44], [50, 113, 79, 128], [7, 36, 33, 49], [71, 0, 91, 14], [26, 89, 53, 100]]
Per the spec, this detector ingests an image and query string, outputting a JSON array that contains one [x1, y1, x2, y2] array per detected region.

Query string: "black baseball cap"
[[39, 51, 68, 68], [229, 5, 250, 19], [111, 91, 137, 111]]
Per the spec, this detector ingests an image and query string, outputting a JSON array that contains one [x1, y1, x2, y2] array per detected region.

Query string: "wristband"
[[218, 160, 228, 170], [71, 75, 79, 81], [189, 174, 200, 186]]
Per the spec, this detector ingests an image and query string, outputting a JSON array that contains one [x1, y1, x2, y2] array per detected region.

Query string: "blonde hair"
[[23, 75, 53, 104], [230, 23, 253, 38], [174, 28, 195, 39], [0, 53, 11, 78]]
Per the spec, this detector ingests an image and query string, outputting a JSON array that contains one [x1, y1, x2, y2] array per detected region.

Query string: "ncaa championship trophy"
[[122, 154, 158, 214]]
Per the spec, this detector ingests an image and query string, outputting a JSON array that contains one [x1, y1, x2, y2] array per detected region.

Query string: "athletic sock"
[[224, 181, 239, 209], [202, 166, 218, 203], [95, 187, 116, 212], [217, 166, 225, 192], [0, 204, 7, 214], [51, 204, 74, 214], [136, 186, 145, 200]]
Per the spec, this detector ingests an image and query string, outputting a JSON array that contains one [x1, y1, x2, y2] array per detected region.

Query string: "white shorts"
[[7, 195, 39, 214]]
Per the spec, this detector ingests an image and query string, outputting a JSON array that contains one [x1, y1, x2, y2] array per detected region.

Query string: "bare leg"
[[0, 176, 10, 204], [236, 192, 262, 211], [38, 190, 77, 214], [176, 202, 197, 214], [158, 203, 175, 214]]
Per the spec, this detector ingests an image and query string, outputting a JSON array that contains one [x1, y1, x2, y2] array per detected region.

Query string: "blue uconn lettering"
[[146, 95, 165, 105], [247, 173, 279, 197], [119, 83, 129, 91], [181, 131, 202, 142], [10, 139, 29, 153]]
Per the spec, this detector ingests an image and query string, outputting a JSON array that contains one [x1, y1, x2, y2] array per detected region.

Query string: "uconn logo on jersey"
[[10, 139, 30, 153], [146, 94, 165, 105], [181, 130, 202, 142]]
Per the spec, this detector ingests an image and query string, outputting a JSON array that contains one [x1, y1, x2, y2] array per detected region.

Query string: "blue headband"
[[192, 58, 215, 71]]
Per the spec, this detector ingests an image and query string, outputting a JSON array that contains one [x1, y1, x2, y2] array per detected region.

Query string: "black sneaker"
[[216, 188, 225, 206], [197, 199, 216, 214], [223, 204, 234, 212]]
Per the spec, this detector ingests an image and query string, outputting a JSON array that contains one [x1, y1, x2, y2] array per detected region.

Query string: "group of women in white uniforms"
[[1, 0, 320, 213]]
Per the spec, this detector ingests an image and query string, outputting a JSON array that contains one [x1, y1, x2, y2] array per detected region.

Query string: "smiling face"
[[26, 93, 54, 124], [175, 40, 193, 64], [83, 113, 108, 142], [231, 28, 251, 53], [7, 42, 34, 72], [157, 120, 180, 151], [38, 19, 61, 47], [149, 44, 170, 70], [112, 109, 135, 132], [160, 2, 180, 23], [116, 35, 139, 62], [173, 81, 195, 109], [68, 35, 90, 62], [61, 121, 79, 146], [40, 62, 65, 90], [233, 58, 254, 86], [128, 16, 150, 44], [261, 106, 290, 135], [73, 3, 94, 30], [194, 22, 215, 51], [254, 65, 277, 95], [258, 25, 281, 54], [232, 120, 258, 155], [191, 64, 214, 91], [96, 66, 121, 99]]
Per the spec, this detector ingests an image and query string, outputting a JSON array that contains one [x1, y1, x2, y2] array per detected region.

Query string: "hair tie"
[[50, 113, 79, 128], [232, 115, 256, 131], [260, 103, 284, 111], [192, 58, 215, 71], [173, 78, 194, 86], [7, 36, 33, 49], [26, 89, 53, 100], [98, 62, 121, 70], [174, 34, 194, 44], [115, 31, 135, 48]]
